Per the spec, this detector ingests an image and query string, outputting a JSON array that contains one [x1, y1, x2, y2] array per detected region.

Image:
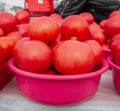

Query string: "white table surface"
[[0, 69, 120, 111]]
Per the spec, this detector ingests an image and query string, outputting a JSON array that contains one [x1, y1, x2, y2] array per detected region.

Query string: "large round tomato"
[[14, 40, 53, 73], [0, 12, 17, 34], [53, 40, 95, 75], [28, 16, 60, 43], [60, 15, 89, 41]]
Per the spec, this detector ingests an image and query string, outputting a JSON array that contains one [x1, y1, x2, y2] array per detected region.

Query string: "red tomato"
[[13, 37, 30, 59], [84, 40, 104, 67], [0, 12, 16, 34], [88, 22, 101, 34], [28, 16, 60, 43], [6, 31, 22, 43], [99, 19, 107, 30], [110, 37, 120, 55], [14, 40, 53, 73], [53, 40, 95, 75], [49, 13, 63, 26], [15, 10, 30, 24], [104, 16, 120, 36], [109, 10, 120, 18], [79, 12, 94, 24], [110, 33, 120, 43], [89, 29, 107, 45], [0, 37, 16, 61], [60, 15, 89, 41], [16, 23, 28, 37]]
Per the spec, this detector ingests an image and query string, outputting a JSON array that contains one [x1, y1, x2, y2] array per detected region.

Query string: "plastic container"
[[108, 56, 120, 94], [0, 62, 14, 91], [103, 48, 111, 61], [8, 58, 109, 105], [24, 0, 54, 17]]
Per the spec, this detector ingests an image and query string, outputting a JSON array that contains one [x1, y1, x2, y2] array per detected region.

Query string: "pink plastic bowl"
[[108, 56, 120, 94], [103, 48, 111, 61], [8, 58, 109, 105]]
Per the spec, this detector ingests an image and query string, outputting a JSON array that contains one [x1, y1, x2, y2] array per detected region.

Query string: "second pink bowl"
[[108, 56, 120, 94], [8, 58, 109, 105]]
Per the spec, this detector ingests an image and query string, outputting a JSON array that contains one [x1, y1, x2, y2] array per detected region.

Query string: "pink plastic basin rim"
[[108, 56, 120, 70], [8, 58, 109, 80]]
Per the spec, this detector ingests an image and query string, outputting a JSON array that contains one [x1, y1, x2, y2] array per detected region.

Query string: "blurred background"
[[0, 0, 63, 14]]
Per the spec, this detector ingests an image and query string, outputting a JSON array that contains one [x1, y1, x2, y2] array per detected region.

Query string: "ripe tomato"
[[14, 40, 53, 73], [109, 10, 120, 18], [15, 10, 30, 24], [0, 12, 16, 34], [99, 19, 107, 30], [88, 22, 101, 34], [53, 40, 95, 75], [60, 15, 89, 41], [0, 37, 16, 61], [79, 12, 94, 24], [84, 40, 104, 67], [6, 31, 22, 43], [89, 29, 107, 45], [49, 13, 63, 26], [13, 37, 31, 60], [104, 16, 120, 37], [110, 37, 120, 55], [28, 16, 60, 43], [110, 33, 120, 43]]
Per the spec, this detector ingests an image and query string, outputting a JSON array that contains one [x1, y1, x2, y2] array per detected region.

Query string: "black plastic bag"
[[55, 0, 120, 23]]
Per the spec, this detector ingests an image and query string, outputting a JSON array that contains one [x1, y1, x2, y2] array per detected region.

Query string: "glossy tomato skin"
[[60, 15, 89, 41], [53, 40, 95, 75], [14, 40, 53, 73], [28, 16, 60, 43]]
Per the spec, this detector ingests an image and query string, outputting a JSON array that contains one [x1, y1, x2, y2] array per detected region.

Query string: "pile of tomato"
[[1, 10, 120, 75]]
